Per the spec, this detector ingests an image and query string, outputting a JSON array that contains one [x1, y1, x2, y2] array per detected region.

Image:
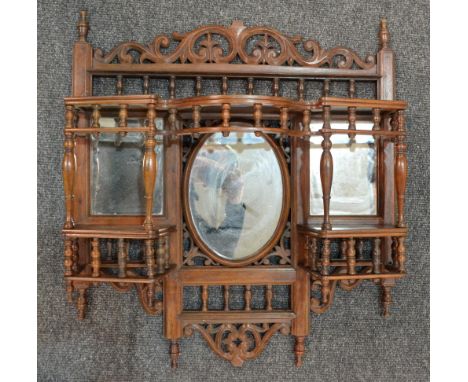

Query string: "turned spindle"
[[117, 238, 127, 278], [254, 103, 262, 136], [116, 75, 123, 95], [298, 78, 305, 101], [308, 237, 318, 271], [356, 239, 364, 260], [145, 239, 156, 278], [91, 238, 101, 277], [280, 107, 288, 130], [302, 109, 311, 133], [72, 239, 79, 273], [373, 108, 381, 131], [156, 237, 166, 275], [347, 238, 356, 275], [340, 240, 347, 260], [77, 10, 88, 42], [394, 111, 407, 227], [63, 105, 76, 229], [320, 106, 333, 230], [396, 237, 406, 273], [164, 236, 170, 270], [245, 285, 252, 311], [192, 105, 201, 128], [224, 286, 230, 311], [348, 108, 356, 139], [118, 104, 128, 143], [195, 76, 202, 96], [169, 76, 176, 99], [372, 238, 381, 274], [323, 79, 330, 97], [143, 104, 157, 232], [222, 76, 228, 95], [168, 108, 177, 131], [222, 103, 231, 137], [321, 239, 331, 276], [247, 77, 254, 95], [201, 285, 208, 312], [64, 238, 73, 277], [170, 340, 180, 369], [266, 284, 273, 311], [143, 75, 149, 94], [66, 280, 73, 303], [92, 105, 100, 128], [273, 77, 280, 97]]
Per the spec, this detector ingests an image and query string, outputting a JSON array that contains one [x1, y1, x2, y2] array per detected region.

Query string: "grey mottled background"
[[37, 0, 429, 380]]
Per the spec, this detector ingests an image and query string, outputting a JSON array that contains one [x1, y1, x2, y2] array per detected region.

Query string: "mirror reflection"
[[188, 132, 283, 260], [90, 117, 164, 215], [309, 122, 377, 215]]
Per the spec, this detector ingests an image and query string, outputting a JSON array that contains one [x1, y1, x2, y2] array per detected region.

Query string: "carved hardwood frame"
[[62, 11, 408, 368]]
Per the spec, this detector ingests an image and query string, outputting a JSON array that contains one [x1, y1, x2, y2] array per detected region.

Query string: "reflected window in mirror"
[[309, 121, 377, 216], [90, 117, 164, 215]]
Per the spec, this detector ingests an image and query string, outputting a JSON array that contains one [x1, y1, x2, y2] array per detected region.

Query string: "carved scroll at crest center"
[[94, 21, 375, 69]]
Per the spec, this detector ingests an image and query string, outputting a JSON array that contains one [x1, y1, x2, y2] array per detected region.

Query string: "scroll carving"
[[184, 322, 290, 367], [94, 21, 375, 69]]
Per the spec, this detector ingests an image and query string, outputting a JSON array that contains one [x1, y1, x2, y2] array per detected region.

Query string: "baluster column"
[[394, 110, 408, 227], [143, 103, 157, 232], [63, 105, 76, 229], [320, 106, 333, 230]]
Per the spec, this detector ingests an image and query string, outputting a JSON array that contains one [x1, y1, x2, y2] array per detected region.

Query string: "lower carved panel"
[[183, 322, 290, 367]]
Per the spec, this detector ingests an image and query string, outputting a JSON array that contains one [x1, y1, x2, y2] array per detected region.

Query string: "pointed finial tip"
[[77, 10, 89, 42]]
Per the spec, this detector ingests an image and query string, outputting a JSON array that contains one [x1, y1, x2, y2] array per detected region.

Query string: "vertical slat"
[[346, 238, 356, 275], [91, 237, 101, 277], [145, 239, 156, 278], [143, 103, 157, 231], [116, 75, 123, 95], [245, 285, 252, 311], [195, 76, 202, 96], [224, 285, 230, 311], [266, 284, 273, 311], [372, 238, 381, 274], [320, 106, 333, 230], [63, 106, 76, 229], [394, 110, 407, 227], [143, 75, 149, 94], [118, 238, 126, 278], [201, 285, 208, 312], [247, 77, 254, 95]]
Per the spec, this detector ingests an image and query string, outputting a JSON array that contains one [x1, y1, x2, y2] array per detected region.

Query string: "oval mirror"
[[187, 132, 285, 261]]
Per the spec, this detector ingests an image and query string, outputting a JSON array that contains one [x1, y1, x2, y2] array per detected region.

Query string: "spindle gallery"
[[62, 11, 408, 368]]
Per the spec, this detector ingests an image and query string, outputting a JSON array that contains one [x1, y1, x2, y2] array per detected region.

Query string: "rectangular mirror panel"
[[309, 121, 377, 216], [90, 117, 164, 216]]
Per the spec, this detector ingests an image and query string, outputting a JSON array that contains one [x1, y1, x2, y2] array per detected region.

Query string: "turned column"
[[320, 105, 333, 230], [63, 105, 76, 229], [394, 110, 407, 228], [143, 103, 157, 232], [346, 238, 356, 275]]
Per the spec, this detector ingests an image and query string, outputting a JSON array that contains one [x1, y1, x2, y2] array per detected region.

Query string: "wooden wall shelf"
[[61, 11, 409, 368]]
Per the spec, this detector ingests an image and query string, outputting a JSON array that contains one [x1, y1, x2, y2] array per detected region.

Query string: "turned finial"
[[379, 18, 389, 49], [78, 10, 89, 42]]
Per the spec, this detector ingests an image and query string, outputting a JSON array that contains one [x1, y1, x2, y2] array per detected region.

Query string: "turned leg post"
[[394, 110, 407, 228], [143, 103, 157, 232], [320, 106, 333, 230], [381, 284, 392, 318], [294, 336, 306, 367], [76, 284, 88, 320], [63, 105, 76, 229]]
